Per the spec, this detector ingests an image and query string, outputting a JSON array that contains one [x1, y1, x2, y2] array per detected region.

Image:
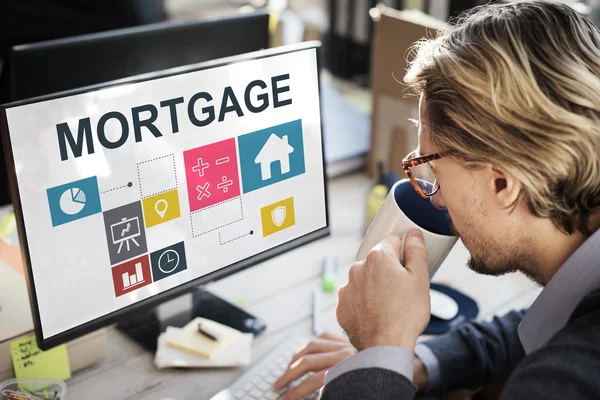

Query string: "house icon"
[[254, 133, 294, 180]]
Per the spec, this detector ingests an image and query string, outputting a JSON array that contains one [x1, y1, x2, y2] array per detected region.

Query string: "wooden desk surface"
[[67, 173, 541, 399]]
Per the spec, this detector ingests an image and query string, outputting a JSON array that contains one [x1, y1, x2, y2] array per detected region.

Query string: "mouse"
[[430, 289, 459, 320]]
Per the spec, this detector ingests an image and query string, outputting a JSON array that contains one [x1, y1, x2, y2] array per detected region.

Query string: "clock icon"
[[158, 249, 180, 274]]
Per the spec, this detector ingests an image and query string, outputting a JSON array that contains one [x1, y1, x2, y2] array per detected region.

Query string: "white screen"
[[4, 47, 327, 340]]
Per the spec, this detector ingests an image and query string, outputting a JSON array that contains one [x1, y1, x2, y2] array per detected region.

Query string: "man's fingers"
[[318, 331, 348, 342], [281, 370, 326, 400], [274, 352, 347, 391], [403, 229, 429, 278], [371, 234, 403, 261], [288, 338, 349, 366]]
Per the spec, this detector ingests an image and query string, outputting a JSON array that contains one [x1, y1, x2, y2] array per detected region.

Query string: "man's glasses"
[[401, 150, 443, 198]]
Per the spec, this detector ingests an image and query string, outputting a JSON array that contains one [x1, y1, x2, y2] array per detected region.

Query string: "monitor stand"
[[116, 287, 266, 352]]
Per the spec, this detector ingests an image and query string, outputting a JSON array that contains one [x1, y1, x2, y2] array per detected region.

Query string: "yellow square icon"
[[261, 197, 295, 237], [142, 189, 181, 228]]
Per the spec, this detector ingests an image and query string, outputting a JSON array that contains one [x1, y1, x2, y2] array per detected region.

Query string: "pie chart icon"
[[59, 187, 87, 215]]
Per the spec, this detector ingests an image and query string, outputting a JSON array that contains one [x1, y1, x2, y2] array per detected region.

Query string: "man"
[[273, 0, 600, 398]]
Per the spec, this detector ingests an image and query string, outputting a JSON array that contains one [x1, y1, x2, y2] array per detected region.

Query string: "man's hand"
[[336, 229, 431, 352], [273, 332, 356, 400]]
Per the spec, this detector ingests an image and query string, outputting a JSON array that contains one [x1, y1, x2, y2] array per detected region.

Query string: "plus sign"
[[192, 158, 209, 177]]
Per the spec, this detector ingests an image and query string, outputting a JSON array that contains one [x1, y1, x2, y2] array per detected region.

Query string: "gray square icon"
[[103, 201, 148, 265]]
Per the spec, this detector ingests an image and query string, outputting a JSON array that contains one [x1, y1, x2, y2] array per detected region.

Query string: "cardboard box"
[[367, 6, 448, 177]]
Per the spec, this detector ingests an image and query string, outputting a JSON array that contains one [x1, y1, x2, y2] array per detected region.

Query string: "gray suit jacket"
[[320, 287, 600, 399]]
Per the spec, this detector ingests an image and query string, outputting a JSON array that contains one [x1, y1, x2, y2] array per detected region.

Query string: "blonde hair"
[[404, 0, 600, 235]]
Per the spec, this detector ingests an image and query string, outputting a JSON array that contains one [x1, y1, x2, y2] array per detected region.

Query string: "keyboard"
[[209, 334, 319, 400]]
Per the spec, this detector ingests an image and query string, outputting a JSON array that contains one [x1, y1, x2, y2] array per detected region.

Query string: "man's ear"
[[488, 166, 521, 208]]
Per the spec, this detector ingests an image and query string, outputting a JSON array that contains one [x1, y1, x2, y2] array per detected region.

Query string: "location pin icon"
[[155, 199, 168, 219]]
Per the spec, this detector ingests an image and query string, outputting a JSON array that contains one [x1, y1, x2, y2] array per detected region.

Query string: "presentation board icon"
[[183, 138, 241, 212], [150, 241, 187, 282], [111, 254, 152, 297], [238, 120, 306, 194], [103, 201, 148, 265], [46, 176, 102, 227], [260, 197, 296, 237], [142, 189, 181, 228]]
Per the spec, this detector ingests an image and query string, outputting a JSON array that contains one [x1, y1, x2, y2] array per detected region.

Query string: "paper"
[[156, 326, 253, 369], [11, 334, 71, 380], [166, 317, 243, 359]]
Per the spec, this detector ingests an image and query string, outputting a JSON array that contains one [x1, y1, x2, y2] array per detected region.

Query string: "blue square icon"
[[238, 120, 306, 193], [46, 176, 102, 227]]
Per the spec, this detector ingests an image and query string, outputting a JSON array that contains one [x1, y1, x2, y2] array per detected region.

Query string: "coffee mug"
[[356, 179, 458, 279]]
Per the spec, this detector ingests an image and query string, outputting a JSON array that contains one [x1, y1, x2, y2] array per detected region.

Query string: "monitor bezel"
[[0, 41, 330, 350], [8, 9, 271, 102]]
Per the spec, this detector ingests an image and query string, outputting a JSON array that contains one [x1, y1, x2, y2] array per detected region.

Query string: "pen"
[[198, 323, 219, 341], [312, 288, 320, 335]]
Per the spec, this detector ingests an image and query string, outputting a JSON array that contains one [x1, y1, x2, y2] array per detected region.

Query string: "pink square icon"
[[183, 138, 240, 212]]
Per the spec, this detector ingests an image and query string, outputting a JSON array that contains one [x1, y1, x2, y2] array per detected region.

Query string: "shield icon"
[[271, 206, 287, 227]]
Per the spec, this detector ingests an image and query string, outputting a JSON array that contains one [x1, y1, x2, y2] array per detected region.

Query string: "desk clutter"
[[154, 318, 254, 369], [0, 378, 66, 400]]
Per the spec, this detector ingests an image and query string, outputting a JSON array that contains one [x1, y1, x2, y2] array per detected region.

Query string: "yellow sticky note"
[[167, 317, 242, 359], [260, 197, 295, 237], [11, 335, 71, 380], [142, 189, 181, 228]]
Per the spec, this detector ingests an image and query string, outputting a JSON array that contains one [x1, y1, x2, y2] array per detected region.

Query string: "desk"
[[66, 172, 541, 399]]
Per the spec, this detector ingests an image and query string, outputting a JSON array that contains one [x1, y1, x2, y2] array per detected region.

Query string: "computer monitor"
[[0, 41, 329, 350], [8, 11, 270, 102]]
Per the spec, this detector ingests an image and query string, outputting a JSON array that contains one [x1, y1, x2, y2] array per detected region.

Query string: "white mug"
[[357, 179, 458, 279]]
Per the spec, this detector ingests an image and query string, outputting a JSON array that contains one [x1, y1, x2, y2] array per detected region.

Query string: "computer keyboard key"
[[243, 383, 253, 392], [265, 374, 277, 384], [266, 392, 281, 400], [258, 382, 271, 391], [260, 369, 270, 377], [251, 376, 261, 385], [249, 389, 264, 399], [268, 363, 281, 372], [234, 390, 246, 399]]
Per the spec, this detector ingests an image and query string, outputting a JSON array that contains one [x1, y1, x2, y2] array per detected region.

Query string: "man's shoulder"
[[500, 289, 600, 399], [548, 286, 600, 348]]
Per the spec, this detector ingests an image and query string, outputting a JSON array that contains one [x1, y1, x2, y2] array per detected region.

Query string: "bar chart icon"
[[122, 262, 145, 289], [111, 255, 152, 297]]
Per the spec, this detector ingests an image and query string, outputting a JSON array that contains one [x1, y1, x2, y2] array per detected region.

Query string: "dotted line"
[[190, 197, 241, 215], [142, 187, 178, 199], [137, 154, 175, 165], [190, 214, 194, 237], [100, 184, 130, 194], [172, 155, 178, 186], [137, 165, 142, 197], [136, 154, 178, 198], [219, 231, 253, 245], [192, 218, 243, 238]]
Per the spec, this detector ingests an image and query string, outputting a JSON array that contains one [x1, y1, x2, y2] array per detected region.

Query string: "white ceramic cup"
[[357, 179, 458, 279]]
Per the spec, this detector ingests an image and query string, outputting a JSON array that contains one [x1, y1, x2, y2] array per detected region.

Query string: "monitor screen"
[[0, 42, 329, 349]]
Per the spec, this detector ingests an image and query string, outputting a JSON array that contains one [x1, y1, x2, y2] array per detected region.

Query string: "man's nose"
[[430, 190, 447, 210]]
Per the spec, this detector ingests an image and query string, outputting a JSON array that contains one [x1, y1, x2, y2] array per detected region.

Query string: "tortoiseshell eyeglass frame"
[[401, 150, 443, 198]]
